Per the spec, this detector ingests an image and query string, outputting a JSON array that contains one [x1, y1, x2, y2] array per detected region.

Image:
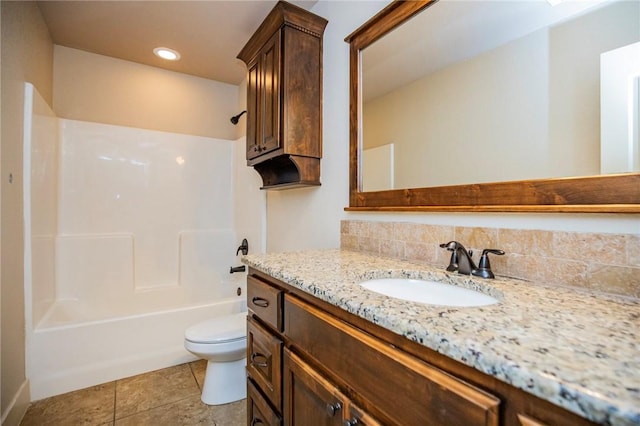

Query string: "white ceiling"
[[37, 0, 318, 86]]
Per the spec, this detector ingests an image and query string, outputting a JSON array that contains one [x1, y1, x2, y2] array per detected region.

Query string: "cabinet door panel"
[[248, 316, 283, 410], [281, 26, 322, 158], [285, 295, 500, 426], [259, 31, 281, 155], [246, 61, 260, 160], [284, 349, 344, 426]]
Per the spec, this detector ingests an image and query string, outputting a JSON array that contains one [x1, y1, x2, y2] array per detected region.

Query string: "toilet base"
[[201, 357, 247, 405]]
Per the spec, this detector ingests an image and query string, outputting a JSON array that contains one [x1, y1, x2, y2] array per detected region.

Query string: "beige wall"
[[1, 2, 54, 424], [53, 45, 240, 140]]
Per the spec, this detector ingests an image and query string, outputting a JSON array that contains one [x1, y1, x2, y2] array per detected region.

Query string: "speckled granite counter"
[[242, 249, 640, 426]]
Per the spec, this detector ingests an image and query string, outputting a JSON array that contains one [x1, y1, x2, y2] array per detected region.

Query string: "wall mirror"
[[346, 0, 640, 212]]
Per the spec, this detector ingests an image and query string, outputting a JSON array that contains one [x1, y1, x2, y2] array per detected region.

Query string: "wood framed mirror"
[[345, 0, 640, 213]]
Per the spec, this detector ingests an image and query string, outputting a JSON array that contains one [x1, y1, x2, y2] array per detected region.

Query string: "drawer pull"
[[326, 402, 342, 417], [251, 418, 264, 426], [344, 419, 359, 426], [252, 297, 270, 308], [251, 352, 269, 368]]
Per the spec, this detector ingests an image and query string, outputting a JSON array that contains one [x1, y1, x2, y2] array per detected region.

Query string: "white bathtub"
[[28, 294, 246, 401]]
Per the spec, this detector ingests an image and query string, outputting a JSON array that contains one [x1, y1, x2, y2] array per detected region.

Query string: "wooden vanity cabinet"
[[246, 268, 599, 426], [237, 1, 327, 189]]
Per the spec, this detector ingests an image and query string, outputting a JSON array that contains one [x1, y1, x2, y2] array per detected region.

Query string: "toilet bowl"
[[184, 311, 247, 405]]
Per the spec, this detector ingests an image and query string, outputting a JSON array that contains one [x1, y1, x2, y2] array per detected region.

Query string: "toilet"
[[184, 312, 247, 405]]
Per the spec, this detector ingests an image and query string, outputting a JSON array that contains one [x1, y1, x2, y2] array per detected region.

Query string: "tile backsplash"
[[341, 220, 640, 299]]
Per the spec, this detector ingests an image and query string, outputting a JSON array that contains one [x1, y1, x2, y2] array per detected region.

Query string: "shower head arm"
[[230, 110, 247, 125]]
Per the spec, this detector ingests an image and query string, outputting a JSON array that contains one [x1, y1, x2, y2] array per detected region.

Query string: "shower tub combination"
[[23, 83, 254, 400]]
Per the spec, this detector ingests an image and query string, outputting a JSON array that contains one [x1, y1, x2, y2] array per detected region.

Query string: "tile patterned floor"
[[20, 360, 246, 426]]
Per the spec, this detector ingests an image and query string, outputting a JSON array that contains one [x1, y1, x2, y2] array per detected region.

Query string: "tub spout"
[[229, 265, 246, 274]]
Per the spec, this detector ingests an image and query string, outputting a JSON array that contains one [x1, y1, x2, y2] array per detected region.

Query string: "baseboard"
[[1, 379, 30, 426]]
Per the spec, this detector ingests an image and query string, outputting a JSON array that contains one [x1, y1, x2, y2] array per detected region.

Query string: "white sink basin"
[[360, 278, 498, 307]]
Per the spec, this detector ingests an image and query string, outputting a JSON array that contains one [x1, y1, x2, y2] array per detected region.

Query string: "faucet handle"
[[473, 249, 505, 279]]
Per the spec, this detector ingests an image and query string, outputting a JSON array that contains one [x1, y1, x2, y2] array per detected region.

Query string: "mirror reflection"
[[361, 0, 640, 192]]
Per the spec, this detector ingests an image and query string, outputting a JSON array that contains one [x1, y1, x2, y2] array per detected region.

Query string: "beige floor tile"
[[210, 400, 246, 426], [20, 362, 245, 426], [114, 394, 216, 426], [20, 382, 115, 426], [115, 364, 199, 419], [189, 359, 207, 390]]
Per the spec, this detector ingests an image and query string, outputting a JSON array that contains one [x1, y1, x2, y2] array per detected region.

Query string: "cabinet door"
[[283, 349, 344, 426], [258, 31, 281, 156], [246, 60, 260, 160]]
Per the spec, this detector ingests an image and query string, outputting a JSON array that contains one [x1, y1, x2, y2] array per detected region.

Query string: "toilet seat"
[[185, 312, 246, 344]]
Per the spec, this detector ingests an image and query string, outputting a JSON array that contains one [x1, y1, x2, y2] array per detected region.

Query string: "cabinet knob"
[[326, 402, 342, 417], [344, 419, 359, 426]]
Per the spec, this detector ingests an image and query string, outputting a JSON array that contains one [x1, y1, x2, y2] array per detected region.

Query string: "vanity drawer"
[[248, 275, 283, 331], [284, 294, 500, 426], [248, 315, 283, 411], [248, 378, 282, 426]]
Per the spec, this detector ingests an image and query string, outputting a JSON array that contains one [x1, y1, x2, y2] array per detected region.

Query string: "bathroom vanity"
[[243, 250, 639, 426]]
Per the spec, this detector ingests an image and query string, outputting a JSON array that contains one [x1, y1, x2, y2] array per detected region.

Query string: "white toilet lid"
[[185, 312, 247, 344]]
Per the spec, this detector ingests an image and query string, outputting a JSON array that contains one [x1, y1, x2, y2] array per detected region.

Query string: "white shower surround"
[[23, 83, 264, 400]]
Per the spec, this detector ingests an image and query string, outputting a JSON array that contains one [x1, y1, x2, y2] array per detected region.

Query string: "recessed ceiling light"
[[153, 47, 180, 61]]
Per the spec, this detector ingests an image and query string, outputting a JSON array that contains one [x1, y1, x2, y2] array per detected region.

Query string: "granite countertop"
[[242, 249, 640, 426]]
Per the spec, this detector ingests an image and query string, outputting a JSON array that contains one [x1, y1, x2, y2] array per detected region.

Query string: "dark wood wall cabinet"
[[246, 268, 599, 426], [237, 1, 327, 190]]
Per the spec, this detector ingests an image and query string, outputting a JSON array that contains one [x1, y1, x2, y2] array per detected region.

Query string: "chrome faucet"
[[439, 241, 504, 278]]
